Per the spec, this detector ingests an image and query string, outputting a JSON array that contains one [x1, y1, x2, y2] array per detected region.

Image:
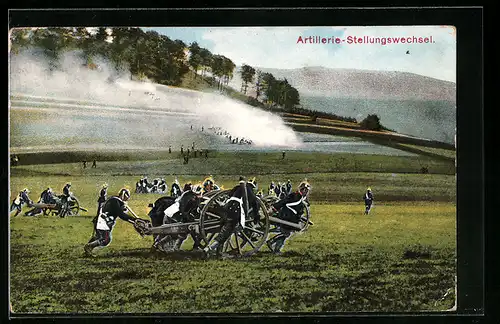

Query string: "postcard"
[[9, 24, 458, 314]]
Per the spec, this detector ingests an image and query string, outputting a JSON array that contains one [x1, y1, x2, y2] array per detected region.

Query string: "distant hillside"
[[227, 66, 456, 144], [230, 66, 456, 102]]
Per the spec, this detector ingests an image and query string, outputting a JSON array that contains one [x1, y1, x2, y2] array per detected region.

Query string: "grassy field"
[[9, 153, 456, 314]]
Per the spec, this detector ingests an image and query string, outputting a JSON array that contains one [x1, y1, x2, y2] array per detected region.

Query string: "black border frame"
[[4, 6, 485, 323]]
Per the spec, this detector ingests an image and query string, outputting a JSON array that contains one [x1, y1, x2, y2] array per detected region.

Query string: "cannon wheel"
[[199, 189, 270, 257], [262, 195, 311, 233], [60, 197, 80, 217]]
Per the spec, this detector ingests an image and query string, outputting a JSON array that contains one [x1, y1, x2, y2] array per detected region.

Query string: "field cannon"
[[27, 195, 88, 217], [134, 184, 312, 258]]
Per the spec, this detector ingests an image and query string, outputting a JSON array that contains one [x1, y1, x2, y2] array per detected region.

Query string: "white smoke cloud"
[[9, 48, 302, 149]]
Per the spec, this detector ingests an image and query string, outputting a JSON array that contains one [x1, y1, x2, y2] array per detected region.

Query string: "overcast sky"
[[141, 26, 456, 83]]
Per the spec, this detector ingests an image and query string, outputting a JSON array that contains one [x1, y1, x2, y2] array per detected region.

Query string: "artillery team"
[[11, 175, 374, 259]]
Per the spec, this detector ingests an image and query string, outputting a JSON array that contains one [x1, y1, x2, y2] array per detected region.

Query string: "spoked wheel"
[[199, 190, 270, 257], [61, 197, 80, 217], [198, 190, 231, 250]]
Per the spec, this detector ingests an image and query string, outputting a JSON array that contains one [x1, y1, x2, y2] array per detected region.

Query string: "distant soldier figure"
[[84, 188, 138, 256], [192, 142, 195, 150], [83, 160, 87, 168], [10, 188, 33, 217], [282, 151, 286, 159], [363, 187, 374, 215], [201, 126, 204, 132], [205, 150, 208, 159], [181, 146, 184, 155], [92, 160, 97, 168], [170, 178, 182, 198], [168, 146, 172, 153], [41, 187, 55, 204], [191, 125, 193, 130]]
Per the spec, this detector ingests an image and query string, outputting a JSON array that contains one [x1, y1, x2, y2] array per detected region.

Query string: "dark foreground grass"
[[9, 153, 456, 313], [10, 203, 456, 313]]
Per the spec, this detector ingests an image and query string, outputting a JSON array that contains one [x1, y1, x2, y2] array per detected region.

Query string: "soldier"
[[59, 183, 72, 216], [266, 180, 311, 254], [203, 177, 259, 258], [10, 188, 33, 217], [97, 183, 108, 216], [84, 188, 138, 256], [41, 187, 55, 204], [364, 187, 374, 215], [286, 179, 293, 195], [156, 182, 202, 252]]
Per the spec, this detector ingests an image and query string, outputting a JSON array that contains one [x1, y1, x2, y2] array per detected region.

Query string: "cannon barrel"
[[268, 216, 306, 230], [31, 203, 57, 209]]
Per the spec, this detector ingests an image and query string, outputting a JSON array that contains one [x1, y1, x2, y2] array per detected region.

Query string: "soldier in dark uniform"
[[84, 188, 137, 256], [286, 179, 293, 195], [266, 180, 311, 254], [97, 183, 108, 216], [364, 187, 374, 215], [10, 188, 33, 217], [203, 177, 259, 258], [170, 178, 182, 199], [59, 183, 72, 216], [156, 183, 201, 252], [41, 187, 55, 204]]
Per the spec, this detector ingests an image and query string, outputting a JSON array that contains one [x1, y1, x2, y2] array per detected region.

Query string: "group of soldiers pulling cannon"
[[84, 176, 312, 258], [10, 183, 87, 218]]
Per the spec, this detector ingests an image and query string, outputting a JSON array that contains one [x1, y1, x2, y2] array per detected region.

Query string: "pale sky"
[[142, 26, 456, 82]]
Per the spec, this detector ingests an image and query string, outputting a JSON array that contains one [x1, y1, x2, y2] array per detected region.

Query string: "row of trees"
[[10, 27, 237, 88], [239, 64, 300, 110]]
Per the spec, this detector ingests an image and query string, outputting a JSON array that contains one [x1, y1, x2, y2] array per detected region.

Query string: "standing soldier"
[[169, 146, 172, 153], [10, 188, 33, 217], [363, 187, 374, 215], [83, 160, 87, 168], [282, 151, 286, 159], [181, 145, 184, 155], [266, 180, 311, 254], [84, 188, 138, 256], [92, 160, 97, 168]]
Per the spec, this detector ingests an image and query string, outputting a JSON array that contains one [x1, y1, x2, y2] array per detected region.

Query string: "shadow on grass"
[[104, 248, 207, 261]]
